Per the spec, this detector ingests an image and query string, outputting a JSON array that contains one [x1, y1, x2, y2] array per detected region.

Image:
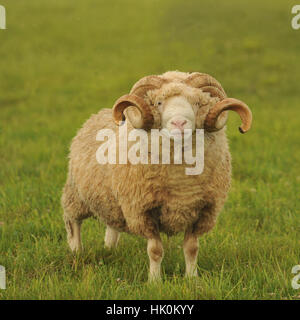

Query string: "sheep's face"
[[156, 96, 195, 134], [146, 81, 210, 134], [145, 81, 213, 135]]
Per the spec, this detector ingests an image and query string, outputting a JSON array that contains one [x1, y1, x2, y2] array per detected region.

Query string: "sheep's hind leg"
[[62, 182, 90, 252], [183, 227, 199, 277], [64, 218, 82, 252], [104, 225, 120, 249], [147, 237, 164, 281]]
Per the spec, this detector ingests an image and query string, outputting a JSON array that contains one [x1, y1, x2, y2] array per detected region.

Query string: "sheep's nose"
[[171, 120, 187, 131]]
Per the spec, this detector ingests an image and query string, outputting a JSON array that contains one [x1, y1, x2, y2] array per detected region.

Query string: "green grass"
[[0, 0, 300, 299]]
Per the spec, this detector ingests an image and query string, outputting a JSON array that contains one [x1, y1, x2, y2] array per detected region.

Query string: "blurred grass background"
[[0, 0, 299, 299]]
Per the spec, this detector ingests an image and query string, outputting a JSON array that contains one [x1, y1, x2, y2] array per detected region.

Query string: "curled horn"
[[113, 76, 166, 129], [185, 72, 227, 100], [186, 72, 252, 133], [204, 98, 252, 133], [130, 75, 167, 97], [113, 94, 154, 129]]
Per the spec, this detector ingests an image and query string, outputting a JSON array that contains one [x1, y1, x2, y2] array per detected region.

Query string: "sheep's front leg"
[[104, 225, 120, 249], [65, 219, 82, 252], [147, 237, 164, 281], [183, 228, 199, 277]]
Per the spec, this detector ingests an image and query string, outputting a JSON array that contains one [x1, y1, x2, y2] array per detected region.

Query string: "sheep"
[[62, 71, 252, 281]]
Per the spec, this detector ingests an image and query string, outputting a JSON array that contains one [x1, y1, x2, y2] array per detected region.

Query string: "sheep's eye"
[[157, 101, 162, 106]]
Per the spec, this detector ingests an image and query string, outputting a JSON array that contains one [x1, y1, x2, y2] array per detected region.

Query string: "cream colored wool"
[[62, 71, 251, 279]]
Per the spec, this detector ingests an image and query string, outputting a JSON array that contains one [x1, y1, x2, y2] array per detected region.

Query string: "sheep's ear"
[[204, 98, 252, 133], [195, 104, 212, 129], [123, 106, 144, 128]]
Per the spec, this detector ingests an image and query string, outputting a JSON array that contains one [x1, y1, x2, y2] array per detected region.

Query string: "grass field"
[[0, 0, 300, 300]]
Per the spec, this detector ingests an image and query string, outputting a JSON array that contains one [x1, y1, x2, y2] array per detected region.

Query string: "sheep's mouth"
[[171, 131, 183, 136], [161, 128, 194, 140]]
